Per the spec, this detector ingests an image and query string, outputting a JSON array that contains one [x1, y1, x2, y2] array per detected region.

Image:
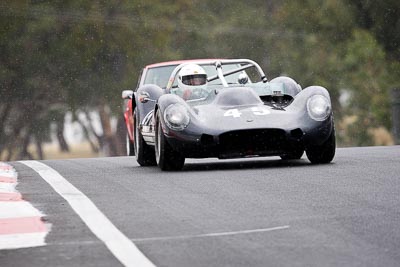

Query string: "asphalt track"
[[1, 146, 400, 267]]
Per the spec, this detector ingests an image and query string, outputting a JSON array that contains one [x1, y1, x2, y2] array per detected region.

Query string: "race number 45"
[[223, 107, 270, 118]]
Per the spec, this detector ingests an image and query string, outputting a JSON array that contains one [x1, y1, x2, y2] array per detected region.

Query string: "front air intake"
[[218, 129, 287, 157]]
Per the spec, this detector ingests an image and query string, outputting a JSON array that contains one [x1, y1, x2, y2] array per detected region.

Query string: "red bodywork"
[[124, 59, 220, 144], [124, 98, 135, 142]]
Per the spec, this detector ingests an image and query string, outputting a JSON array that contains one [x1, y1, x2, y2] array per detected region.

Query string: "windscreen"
[[144, 65, 177, 88], [143, 63, 252, 89]]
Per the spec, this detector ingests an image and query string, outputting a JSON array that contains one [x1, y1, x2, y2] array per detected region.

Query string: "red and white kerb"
[[0, 162, 49, 250]]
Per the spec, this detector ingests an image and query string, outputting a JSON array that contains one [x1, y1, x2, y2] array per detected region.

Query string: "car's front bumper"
[[164, 116, 334, 159]]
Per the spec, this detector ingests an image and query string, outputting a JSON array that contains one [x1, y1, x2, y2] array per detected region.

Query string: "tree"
[[1, 0, 399, 160]]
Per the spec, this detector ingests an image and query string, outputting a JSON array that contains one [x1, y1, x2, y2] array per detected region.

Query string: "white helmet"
[[177, 64, 208, 100]]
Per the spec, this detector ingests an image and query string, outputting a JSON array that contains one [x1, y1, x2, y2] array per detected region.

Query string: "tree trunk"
[[56, 120, 70, 152], [115, 115, 127, 156], [0, 103, 12, 154], [35, 138, 44, 160], [76, 114, 100, 153], [18, 133, 33, 160], [98, 104, 120, 156]]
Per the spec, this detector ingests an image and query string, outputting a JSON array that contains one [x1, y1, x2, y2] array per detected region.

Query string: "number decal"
[[251, 107, 271, 115], [224, 107, 270, 118], [224, 109, 242, 118]]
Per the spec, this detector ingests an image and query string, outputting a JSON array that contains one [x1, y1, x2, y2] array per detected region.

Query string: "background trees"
[[1, 0, 399, 159]]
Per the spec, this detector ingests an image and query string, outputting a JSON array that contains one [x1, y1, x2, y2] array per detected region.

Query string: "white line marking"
[[132, 225, 290, 242], [37, 225, 290, 246], [0, 202, 44, 219], [20, 160, 155, 267], [0, 232, 47, 250]]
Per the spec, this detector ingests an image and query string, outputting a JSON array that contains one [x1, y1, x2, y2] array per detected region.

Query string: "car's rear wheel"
[[306, 127, 336, 164], [134, 108, 156, 166], [155, 110, 185, 171], [126, 134, 135, 156]]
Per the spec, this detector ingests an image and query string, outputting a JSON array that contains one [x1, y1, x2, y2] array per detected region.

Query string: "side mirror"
[[122, 90, 134, 99], [138, 92, 155, 103]]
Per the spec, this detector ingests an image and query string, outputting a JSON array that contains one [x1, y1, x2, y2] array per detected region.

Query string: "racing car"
[[122, 59, 215, 156], [122, 59, 335, 170]]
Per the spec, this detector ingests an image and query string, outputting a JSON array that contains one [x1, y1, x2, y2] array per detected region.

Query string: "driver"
[[177, 64, 208, 100]]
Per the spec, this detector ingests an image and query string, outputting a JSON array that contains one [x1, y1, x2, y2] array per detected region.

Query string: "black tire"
[[126, 134, 135, 156], [306, 128, 336, 164], [280, 149, 304, 160], [134, 108, 156, 166], [155, 110, 185, 171]]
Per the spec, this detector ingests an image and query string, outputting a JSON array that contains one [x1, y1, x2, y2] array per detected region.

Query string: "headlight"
[[164, 103, 190, 130], [307, 95, 331, 121]]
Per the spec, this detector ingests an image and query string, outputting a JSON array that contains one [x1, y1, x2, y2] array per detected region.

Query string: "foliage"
[[1, 0, 399, 159]]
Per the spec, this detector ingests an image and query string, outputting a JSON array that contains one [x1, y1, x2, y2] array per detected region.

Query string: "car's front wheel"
[[306, 127, 336, 164], [134, 108, 156, 166], [155, 110, 185, 171]]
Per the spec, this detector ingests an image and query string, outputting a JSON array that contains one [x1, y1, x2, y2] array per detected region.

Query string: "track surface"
[[1, 146, 400, 266]]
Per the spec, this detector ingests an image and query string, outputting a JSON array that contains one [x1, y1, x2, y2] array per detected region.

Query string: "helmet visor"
[[181, 74, 207, 86]]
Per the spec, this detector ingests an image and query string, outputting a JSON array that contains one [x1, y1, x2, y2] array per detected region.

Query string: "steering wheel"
[[182, 87, 210, 100]]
